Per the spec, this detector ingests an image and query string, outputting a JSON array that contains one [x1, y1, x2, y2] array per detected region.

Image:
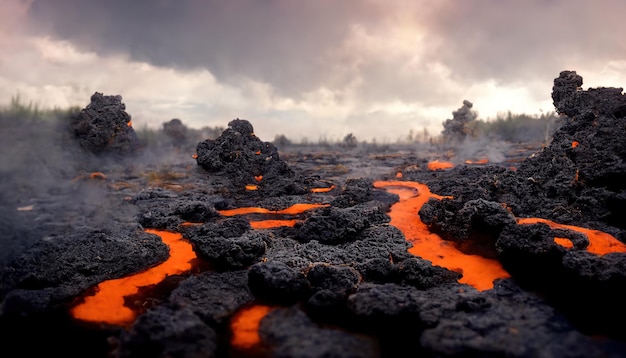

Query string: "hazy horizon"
[[1, 0, 625, 142]]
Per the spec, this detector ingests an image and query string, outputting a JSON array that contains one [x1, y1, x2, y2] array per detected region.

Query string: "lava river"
[[374, 180, 510, 291], [374, 180, 626, 291]]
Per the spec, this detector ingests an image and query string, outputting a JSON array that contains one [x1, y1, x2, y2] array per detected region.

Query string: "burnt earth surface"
[[1, 71, 626, 357]]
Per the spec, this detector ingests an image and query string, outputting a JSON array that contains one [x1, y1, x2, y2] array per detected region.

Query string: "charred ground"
[[1, 71, 626, 357]]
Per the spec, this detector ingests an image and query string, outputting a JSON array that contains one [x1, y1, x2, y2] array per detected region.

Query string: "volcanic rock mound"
[[71, 92, 140, 156], [196, 118, 317, 195], [519, 70, 626, 230], [196, 119, 294, 189]]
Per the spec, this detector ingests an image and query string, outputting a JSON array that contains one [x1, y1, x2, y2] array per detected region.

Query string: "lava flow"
[[517, 218, 626, 255], [70, 229, 196, 327], [374, 180, 510, 291], [219, 203, 329, 229]]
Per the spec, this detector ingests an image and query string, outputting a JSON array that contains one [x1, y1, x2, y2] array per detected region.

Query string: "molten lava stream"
[[373, 180, 510, 291], [218, 203, 329, 217], [517, 218, 626, 255], [249, 219, 299, 229], [219, 203, 329, 229], [311, 185, 335, 193], [70, 229, 196, 327], [230, 304, 274, 354]]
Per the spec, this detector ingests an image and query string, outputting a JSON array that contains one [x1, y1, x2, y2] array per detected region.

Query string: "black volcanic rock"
[[294, 204, 389, 244], [259, 305, 381, 358], [420, 197, 517, 241], [70, 92, 140, 156], [420, 279, 625, 357], [517, 70, 626, 230], [248, 260, 310, 305], [0, 227, 168, 315], [189, 231, 267, 270], [195, 119, 297, 189], [117, 304, 218, 358], [551, 70, 584, 117], [305, 264, 361, 316], [169, 270, 254, 326]]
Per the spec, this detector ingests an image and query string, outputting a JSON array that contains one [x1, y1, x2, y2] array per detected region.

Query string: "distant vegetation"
[[271, 111, 560, 148], [1, 96, 560, 150], [0, 95, 79, 122], [471, 111, 560, 143]]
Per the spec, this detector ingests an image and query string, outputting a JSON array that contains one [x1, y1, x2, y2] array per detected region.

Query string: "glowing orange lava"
[[249, 219, 299, 229], [517, 218, 626, 255], [192, 153, 198, 159], [554, 237, 574, 248], [127, 121, 133, 127], [311, 185, 335, 193], [70, 229, 196, 326], [427, 160, 455, 171], [373, 180, 510, 291], [396, 171, 403, 178], [245, 184, 259, 191], [218, 203, 329, 217], [572, 141, 579, 148], [254, 175, 263, 182], [230, 304, 273, 350]]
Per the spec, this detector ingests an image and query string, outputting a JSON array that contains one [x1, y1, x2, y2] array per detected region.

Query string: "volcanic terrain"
[[1, 71, 626, 357]]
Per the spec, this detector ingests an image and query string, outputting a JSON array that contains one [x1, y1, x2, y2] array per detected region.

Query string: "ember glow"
[[517, 218, 626, 255], [464, 158, 489, 165], [427, 160, 455, 171], [374, 180, 511, 291], [70, 229, 196, 326], [571, 141, 579, 148]]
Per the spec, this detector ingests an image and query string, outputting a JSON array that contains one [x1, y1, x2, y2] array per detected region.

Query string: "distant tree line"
[[470, 111, 560, 143]]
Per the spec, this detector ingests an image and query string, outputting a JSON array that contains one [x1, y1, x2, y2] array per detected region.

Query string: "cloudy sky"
[[1, 0, 625, 142]]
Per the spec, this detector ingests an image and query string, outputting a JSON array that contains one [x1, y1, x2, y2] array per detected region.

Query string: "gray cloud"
[[28, 0, 382, 96], [422, 0, 626, 84], [27, 0, 626, 100]]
